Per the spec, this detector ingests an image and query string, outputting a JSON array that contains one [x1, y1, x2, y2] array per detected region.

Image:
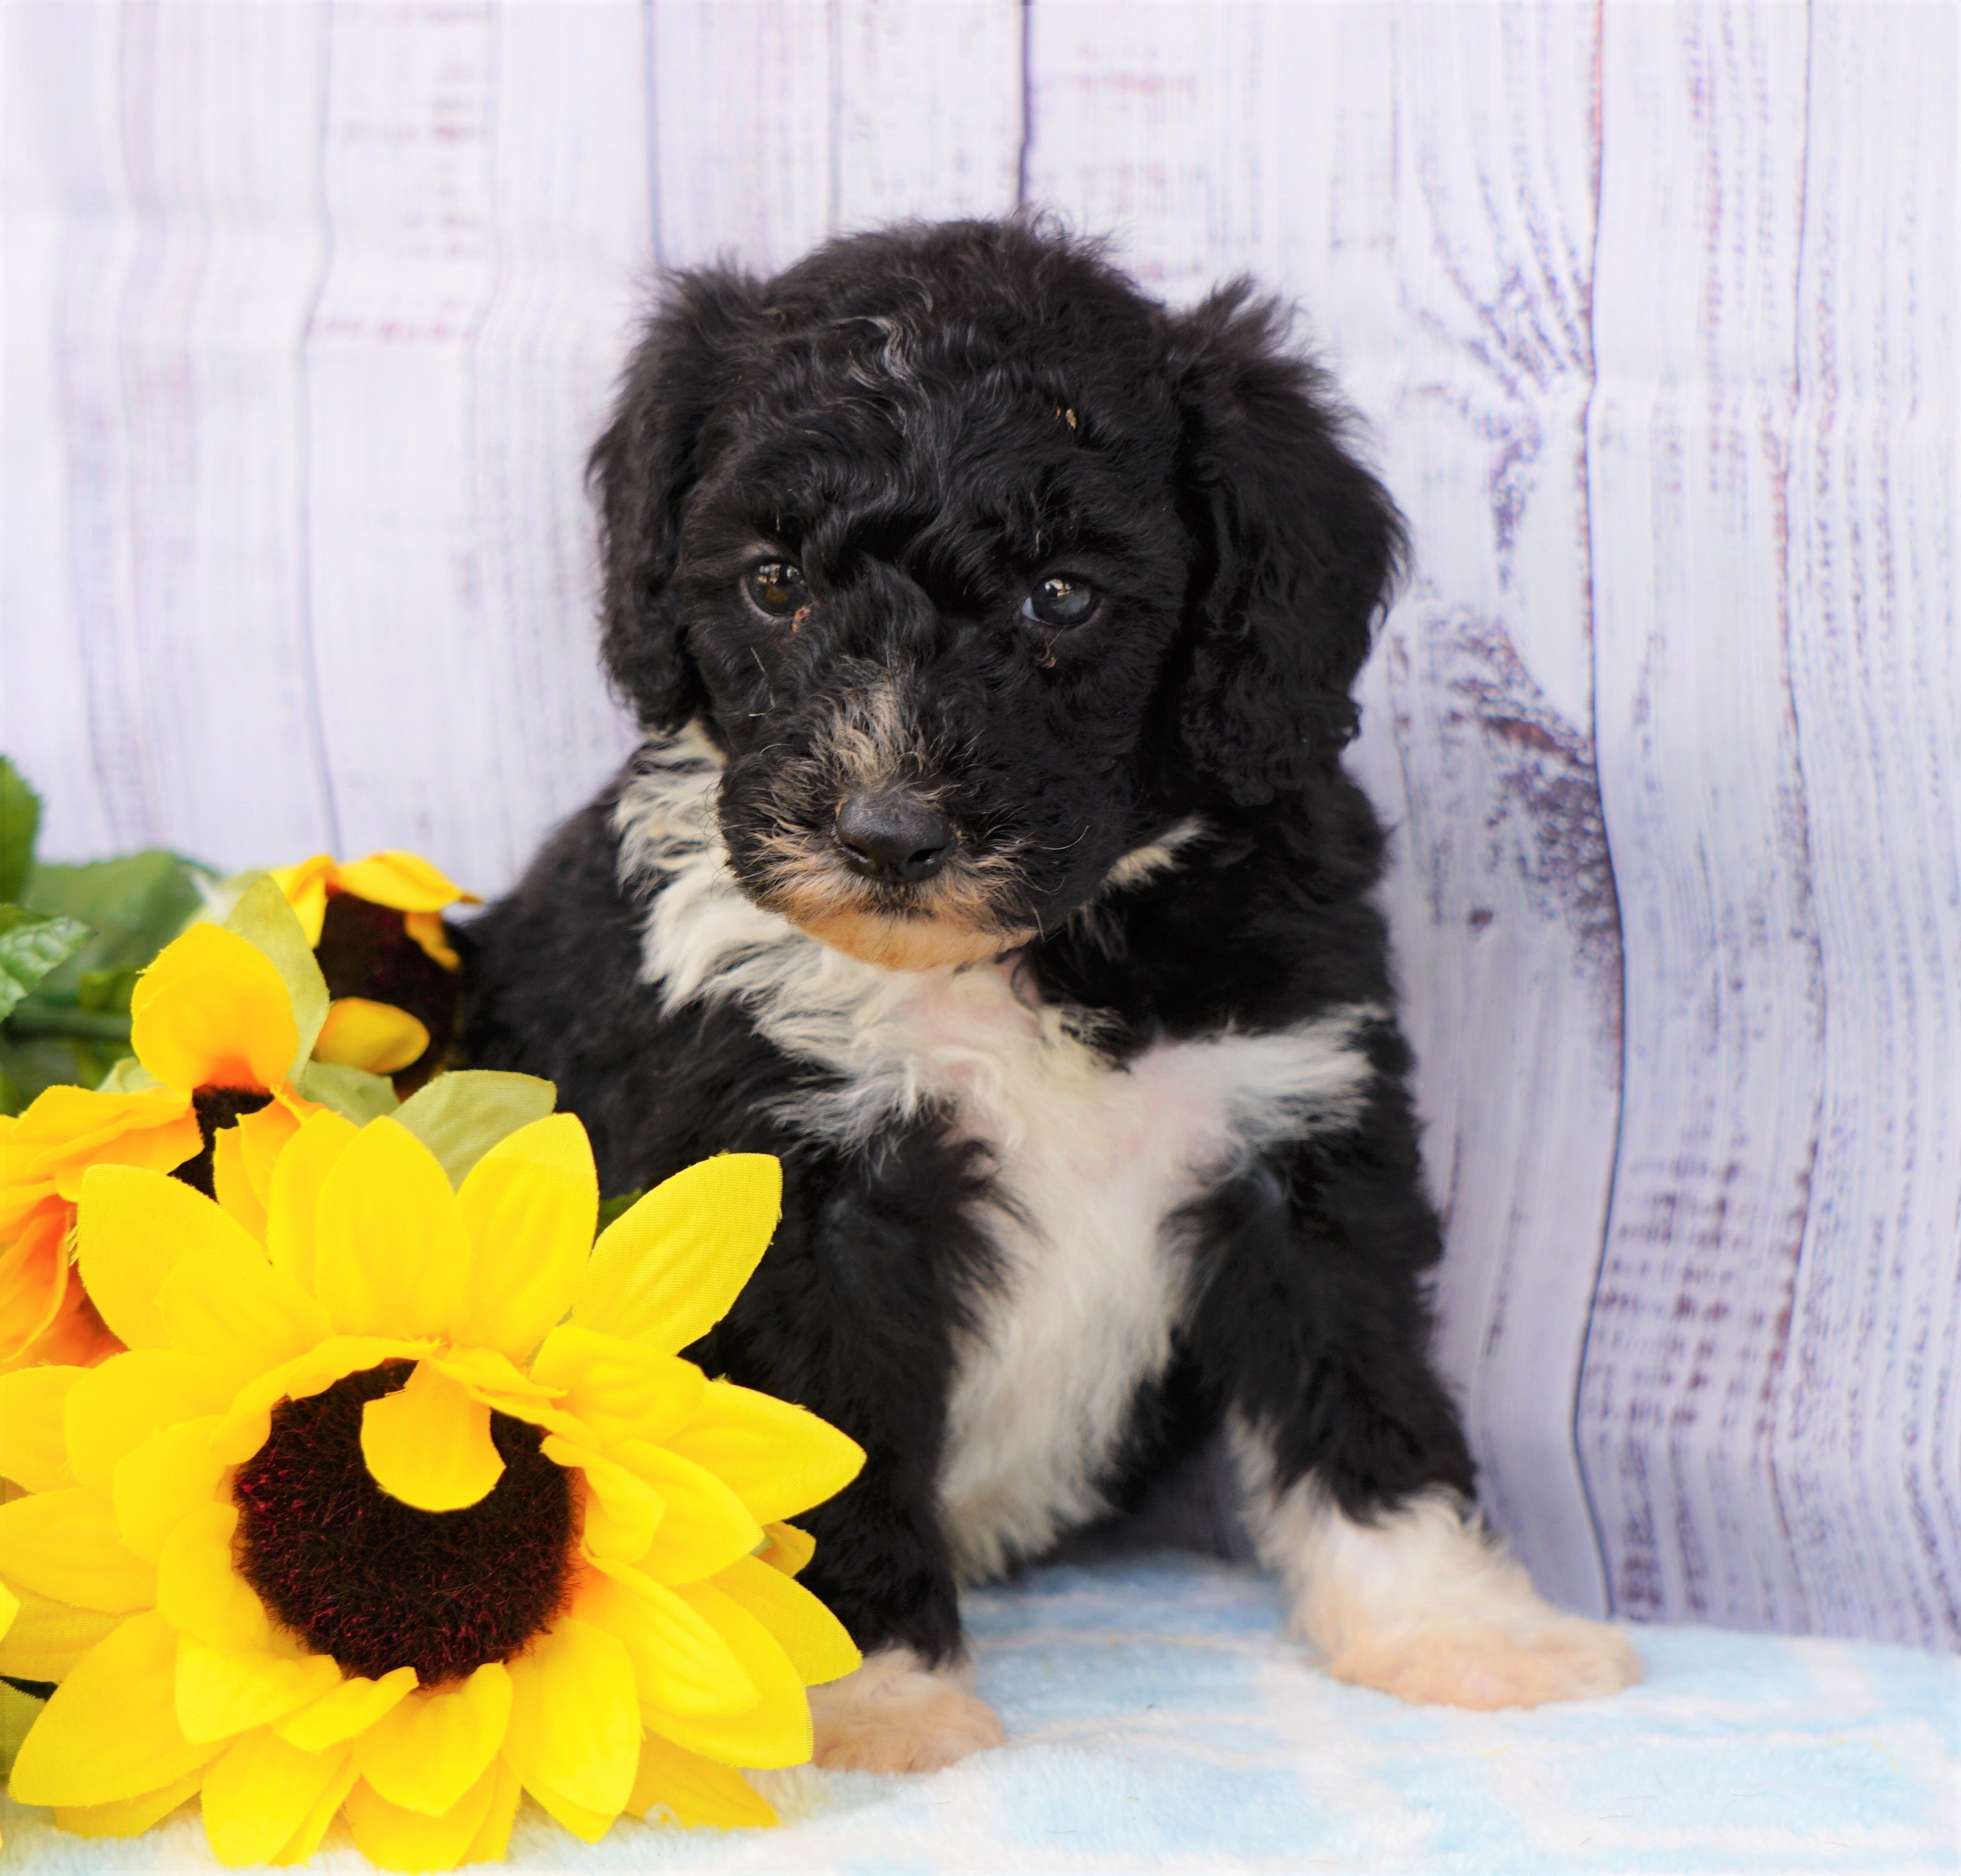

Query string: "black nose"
[[834, 792, 955, 883]]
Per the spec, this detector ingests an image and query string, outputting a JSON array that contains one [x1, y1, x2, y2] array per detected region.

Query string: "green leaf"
[[222, 874, 330, 1065], [291, 1059, 400, 1124], [595, 1188, 645, 1236], [22, 851, 208, 998], [76, 965, 141, 1017], [95, 1056, 160, 1094], [392, 1070, 560, 1187], [0, 758, 40, 904], [0, 906, 91, 1022]]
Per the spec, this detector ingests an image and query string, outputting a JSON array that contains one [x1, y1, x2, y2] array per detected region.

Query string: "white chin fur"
[[809, 1647, 1005, 1772], [1232, 1422, 1642, 1709]]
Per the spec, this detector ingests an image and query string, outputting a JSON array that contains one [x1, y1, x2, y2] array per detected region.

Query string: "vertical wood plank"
[[1023, 1, 1623, 1608], [1580, 2, 1823, 1632], [1772, 1, 1961, 1647], [832, 0, 1024, 229], [649, 0, 837, 272], [1356, 1, 1621, 1614], [303, 1, 646, 893], [3, 2, 334, 869]]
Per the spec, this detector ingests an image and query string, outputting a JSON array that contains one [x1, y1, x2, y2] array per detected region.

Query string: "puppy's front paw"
[[1325, 1612, 1642, 1710], [809, 1647, 1004, 1772]]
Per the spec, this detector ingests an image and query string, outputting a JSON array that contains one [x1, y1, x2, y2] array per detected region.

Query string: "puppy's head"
[[593, 219, 1402, 970]]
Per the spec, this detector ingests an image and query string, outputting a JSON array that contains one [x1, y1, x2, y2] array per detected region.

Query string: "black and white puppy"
[[464, 218, 1639, 1771]]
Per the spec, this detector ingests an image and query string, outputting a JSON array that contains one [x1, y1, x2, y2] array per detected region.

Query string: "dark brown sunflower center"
[[173, 1086, 276, 1197], [232, 1361, 575, 1685], [317, 892, 458, 1092]]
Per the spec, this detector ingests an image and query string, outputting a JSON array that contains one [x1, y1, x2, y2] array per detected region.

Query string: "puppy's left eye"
[[744, 561, 809, 618], [1021, 577, 1099, 628]]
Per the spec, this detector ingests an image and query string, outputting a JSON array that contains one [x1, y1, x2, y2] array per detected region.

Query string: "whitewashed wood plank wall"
[[1, 1, 1953, 1649]]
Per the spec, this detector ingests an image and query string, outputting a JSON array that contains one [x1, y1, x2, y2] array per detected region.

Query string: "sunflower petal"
[[277, 1664, 418, 1752], [214, 1333, 432, 1465], [9, 1611, 225, 1806], [212, 1098, 306, 1241], [269, 859, 335, 947], [711, 1555, 860, 1685], [351, 1661, 512, 1818], [666, 1379, 865, 1525], [314, 1118, 473, 1340], [6, 1084, 200, 1201], [270, 1750, 361, 1865], [454, 1114, 597, 1361], [343, 1761, 501, 1873], [66, 1346, 225, 1490], [528, 1326, 704, 1445], [130, 920, 303, 1090], [758, 1520, 817, 1578], [0, 1363, 82, 1490], [524, 1777, 616, 1843], [315, 998, 430, 1076], [460, 1753, 522, 1863], [644, 1581, 812, 1769], [113, 1414, 228, 1561], [156, 1502, 269, 1653], [201, 1730, 352, 1869], [52, 1765, 207, 1839], [335, 851, 477, 914], [503, 1614, 640, 1818], [176, 1632, 340, 1744], [0, 1202, 73, 1364], [158, 1226, 331, 1392], [615, 1441, 765, 1584], [211, 1125, 268, 1241], [264, 1108, 360, 1296], [361, 1361, 504, 1511], [0, 1487, 155, 1610], [540, 1437, 666, 1562], [0, 1590, 123, 1681], [573, 1154, 781, 1355], [628, 1732, 777, 1828], [575, 1561, 760, 1719], [77, 1165, 259, 1353]]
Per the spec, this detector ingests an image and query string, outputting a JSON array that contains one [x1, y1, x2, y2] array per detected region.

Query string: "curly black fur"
[[466, 219, 1473, 1667]]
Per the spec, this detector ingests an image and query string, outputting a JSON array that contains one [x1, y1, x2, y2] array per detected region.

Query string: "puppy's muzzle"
[[833, 790, 954, 884]]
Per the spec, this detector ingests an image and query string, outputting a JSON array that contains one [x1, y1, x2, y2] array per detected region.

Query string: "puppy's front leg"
[[1196, 1120, 1640, 1710], [711, 1161, 1003, 1772]]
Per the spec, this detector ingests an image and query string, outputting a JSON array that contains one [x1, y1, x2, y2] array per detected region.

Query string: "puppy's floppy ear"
[[1169, 285, 1406, 805], [589, 268, 767, 730]]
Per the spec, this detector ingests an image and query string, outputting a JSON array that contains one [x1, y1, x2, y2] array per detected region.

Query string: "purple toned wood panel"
[[301, 2, 644, 892], [1769, 3, 1960, 1647], [1581, 2, 1823, 1633], [1, 2, 335, 869]]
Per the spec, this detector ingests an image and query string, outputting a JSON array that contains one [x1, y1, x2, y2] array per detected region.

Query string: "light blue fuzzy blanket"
[[3, 1554, 1955, 1875]]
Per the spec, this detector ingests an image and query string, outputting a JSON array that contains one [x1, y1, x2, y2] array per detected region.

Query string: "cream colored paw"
[[809, 1647, 1005, 1772], [1324, 1611, 1642, 1709]]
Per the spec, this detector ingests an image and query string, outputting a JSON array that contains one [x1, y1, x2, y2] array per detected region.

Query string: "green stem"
[[3, 1005, 133, 1041]]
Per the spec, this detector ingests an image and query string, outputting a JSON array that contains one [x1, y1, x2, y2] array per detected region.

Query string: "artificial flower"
[[0, 1112, 863, 1869], [272, 853, 479, 1090], [0, 886, 338, 1372]]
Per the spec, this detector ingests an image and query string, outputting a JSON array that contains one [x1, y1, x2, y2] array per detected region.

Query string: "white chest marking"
[[616, 736, 1381, 1580]]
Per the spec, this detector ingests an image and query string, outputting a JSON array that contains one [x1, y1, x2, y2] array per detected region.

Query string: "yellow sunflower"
[[269, 853, 479, 1090], [0, 1111, 863, 1870], [272, 851, 477, 974], [0, 882, 356, 1372]]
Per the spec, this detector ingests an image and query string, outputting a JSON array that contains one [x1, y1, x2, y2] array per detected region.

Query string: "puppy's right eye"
[[744, 561, 808, 618]]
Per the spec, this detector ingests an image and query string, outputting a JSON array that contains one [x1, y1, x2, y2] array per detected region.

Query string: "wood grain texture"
[[1, 0, 1954, 1646], [1581, 1, 1826, 1634], [1768, 1, 1959, 1647], [2, 2, 338, 868]]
